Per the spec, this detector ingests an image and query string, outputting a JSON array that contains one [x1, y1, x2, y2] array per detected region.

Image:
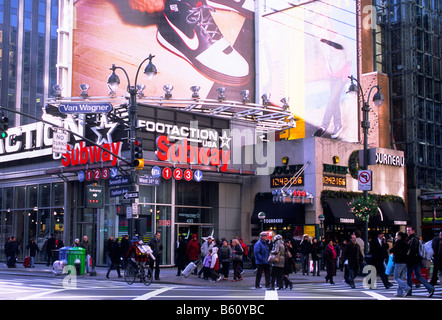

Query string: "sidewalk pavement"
[[0, 262, 353, 289]]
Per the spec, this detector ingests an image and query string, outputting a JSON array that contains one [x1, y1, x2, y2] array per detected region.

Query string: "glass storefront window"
[[53, 208, 64, 241], [175, 207, 213, 224], [52, 183, 64, 207], [156, 179, 171, 204], [100, 205, 117, 264], [39, 183, 51, 207], [155, 205, 171, 265], [139, 185, 155, 203], [4, 188, 13, 211], [176, 181, 217, 206], [26, 185, 38, 209], [15, 186, 25, 209]]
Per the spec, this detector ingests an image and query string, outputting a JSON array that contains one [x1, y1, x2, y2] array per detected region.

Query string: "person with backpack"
[[406, 226, 435, 297]]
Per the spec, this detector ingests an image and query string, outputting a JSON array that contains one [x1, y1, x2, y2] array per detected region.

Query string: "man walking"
[[369, 231, 393, 289], [148, 231, 163, 280], [343, 234, 363, 288], [254, 232, 270, 289], [406, 226, 435, 297]]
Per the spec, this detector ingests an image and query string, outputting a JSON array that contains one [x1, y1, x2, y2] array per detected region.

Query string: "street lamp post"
[[106, 55, 157, 240], [347, 75, 384, 256]]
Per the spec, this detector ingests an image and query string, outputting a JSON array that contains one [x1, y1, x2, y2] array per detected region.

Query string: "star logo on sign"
[[91, 114, 118, 145], [219, 130, 231, 149]]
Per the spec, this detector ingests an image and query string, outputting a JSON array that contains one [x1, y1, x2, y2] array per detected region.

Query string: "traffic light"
[[131, 138, 144, 170], [0, 107, 9, 139]]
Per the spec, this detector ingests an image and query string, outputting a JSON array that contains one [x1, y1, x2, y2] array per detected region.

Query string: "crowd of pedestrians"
[[3, 224, 441, 299]]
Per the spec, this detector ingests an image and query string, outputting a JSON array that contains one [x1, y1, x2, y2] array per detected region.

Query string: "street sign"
[[358, 170, 372, 191], [85, 185, 104, 208], [108, 175, 131, 187], [162, 167, 172, 179], [138, 175, 160, 186], [173, 168, 183, 180], [184, 169, 193, 181], [151, 166, 161, 178], [59, 102, 112, 114], [123, 192, 139, 199], [52, 130, 68, 154], [194, 170, 203, 182]]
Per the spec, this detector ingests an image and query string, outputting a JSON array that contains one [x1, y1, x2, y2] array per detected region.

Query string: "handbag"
[[268, 252, 280, 263], [385, 254, 395, 276]]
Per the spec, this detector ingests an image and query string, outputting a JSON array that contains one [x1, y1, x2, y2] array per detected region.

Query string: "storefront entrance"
[[176, 224, 214, 242]]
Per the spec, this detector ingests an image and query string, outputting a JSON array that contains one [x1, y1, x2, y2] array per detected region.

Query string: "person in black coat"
[[369, 231, 393, 289], [175, 235, 187, 276], [430, 231, 441, 286], [26, 239, 39, 268], [106, 238, 122, 279], [343, 234, 363, 288], [45, 234, 56, 266]]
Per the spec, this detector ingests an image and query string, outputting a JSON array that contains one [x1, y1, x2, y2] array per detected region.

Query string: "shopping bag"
[[385, 254, 395, 276]]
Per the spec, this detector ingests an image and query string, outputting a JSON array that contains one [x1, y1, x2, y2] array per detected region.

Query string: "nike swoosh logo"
[[164, 13, 199, 51]]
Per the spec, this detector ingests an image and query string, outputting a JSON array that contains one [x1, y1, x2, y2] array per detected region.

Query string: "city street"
[[0, 264, 440, 301]]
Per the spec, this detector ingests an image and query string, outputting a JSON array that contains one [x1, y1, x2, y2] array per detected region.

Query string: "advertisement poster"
[[259, 0, 358, 141], [72, 0, 255, 101]]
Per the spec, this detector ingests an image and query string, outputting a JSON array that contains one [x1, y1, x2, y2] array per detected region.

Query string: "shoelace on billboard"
[[186, 5, 222, 43]]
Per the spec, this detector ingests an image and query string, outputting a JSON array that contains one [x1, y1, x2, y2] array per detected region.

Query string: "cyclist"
[[124, 236, 155, 269]]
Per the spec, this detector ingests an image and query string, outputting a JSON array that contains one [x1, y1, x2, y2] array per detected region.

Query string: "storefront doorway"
[[176, 224, 214, 242]]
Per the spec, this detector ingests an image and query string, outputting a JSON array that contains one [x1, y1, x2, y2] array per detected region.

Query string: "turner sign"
[[156, 135, 230, 171]]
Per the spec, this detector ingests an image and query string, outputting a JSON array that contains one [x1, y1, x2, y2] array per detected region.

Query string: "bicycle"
[[124, 260, 153, 286]]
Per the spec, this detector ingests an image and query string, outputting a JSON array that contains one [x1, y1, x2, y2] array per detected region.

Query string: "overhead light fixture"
[[53, 84, 63, 98], [163, 84, 173, 99], [143, 54, 157, 81], [333, 156, 340, 164], [107, 66, 121, 92], [80, 83, 90, 98], [241, 90, 250, 104], [373, 89, 385, 107], [280, 97, 290, 110], [262, 93, 271, 106], [136, 83, 146, 97], [347, 76, 359, 97], [217, 87, 226, 102], [190, 86, 200, 100]]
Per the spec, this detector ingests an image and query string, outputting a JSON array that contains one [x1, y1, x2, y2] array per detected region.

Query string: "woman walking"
[[324, 239, 337, 284]]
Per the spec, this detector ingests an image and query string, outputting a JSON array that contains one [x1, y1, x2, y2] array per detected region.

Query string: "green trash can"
[[67, 247, 85, 275]]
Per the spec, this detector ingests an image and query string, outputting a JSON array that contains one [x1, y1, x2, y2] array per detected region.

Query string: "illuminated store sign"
[[156, 135, 230, 172], [61, 141, 122, 167]]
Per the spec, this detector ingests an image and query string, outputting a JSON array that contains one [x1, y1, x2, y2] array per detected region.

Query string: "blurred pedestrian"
[[311, 238, 321, 276], [46, 234, 56, 266], [269, 234, 285, 290], [148, 231, 163, 280], [231, 239, 244, 281], [430, 231, 441, 286], [120, 235, 130, 269], [80, 235, 91, 273], [26, 238, 39, 268], [219, 239, 232, 280], [369, 231, 393, 289], [324, 239, 337, 285], [283, 240, 293, 290], [186, 234, 201, 275], [406, 226, 435, 297], [390, 231, 411, 297], [254, 232, 270, 289], [175, 235, 187, 276], [299, 234, 311, 275], [106, 238, 122, 279], [210, 247, 222, 281], [343, 234, 363, 288]]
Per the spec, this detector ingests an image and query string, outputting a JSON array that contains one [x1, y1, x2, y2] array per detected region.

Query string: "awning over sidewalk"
[[378, 201, 410, 226], [324, 198, 359, 224], [251, 197, 305, 225]]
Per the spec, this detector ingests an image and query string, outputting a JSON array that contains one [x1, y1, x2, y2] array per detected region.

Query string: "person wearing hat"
[[186, 234, 201, 275], [198, 236, 214, 278], [254, 232, 270, 289]]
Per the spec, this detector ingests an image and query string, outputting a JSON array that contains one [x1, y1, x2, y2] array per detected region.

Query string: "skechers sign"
[[59, 102, 112, 114]]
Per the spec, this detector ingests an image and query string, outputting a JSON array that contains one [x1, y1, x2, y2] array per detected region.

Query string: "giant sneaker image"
[[157, 0, 249, 86]]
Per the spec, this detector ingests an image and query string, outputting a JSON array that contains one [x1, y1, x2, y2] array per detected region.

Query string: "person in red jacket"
[[186, 234, 201, 275]]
